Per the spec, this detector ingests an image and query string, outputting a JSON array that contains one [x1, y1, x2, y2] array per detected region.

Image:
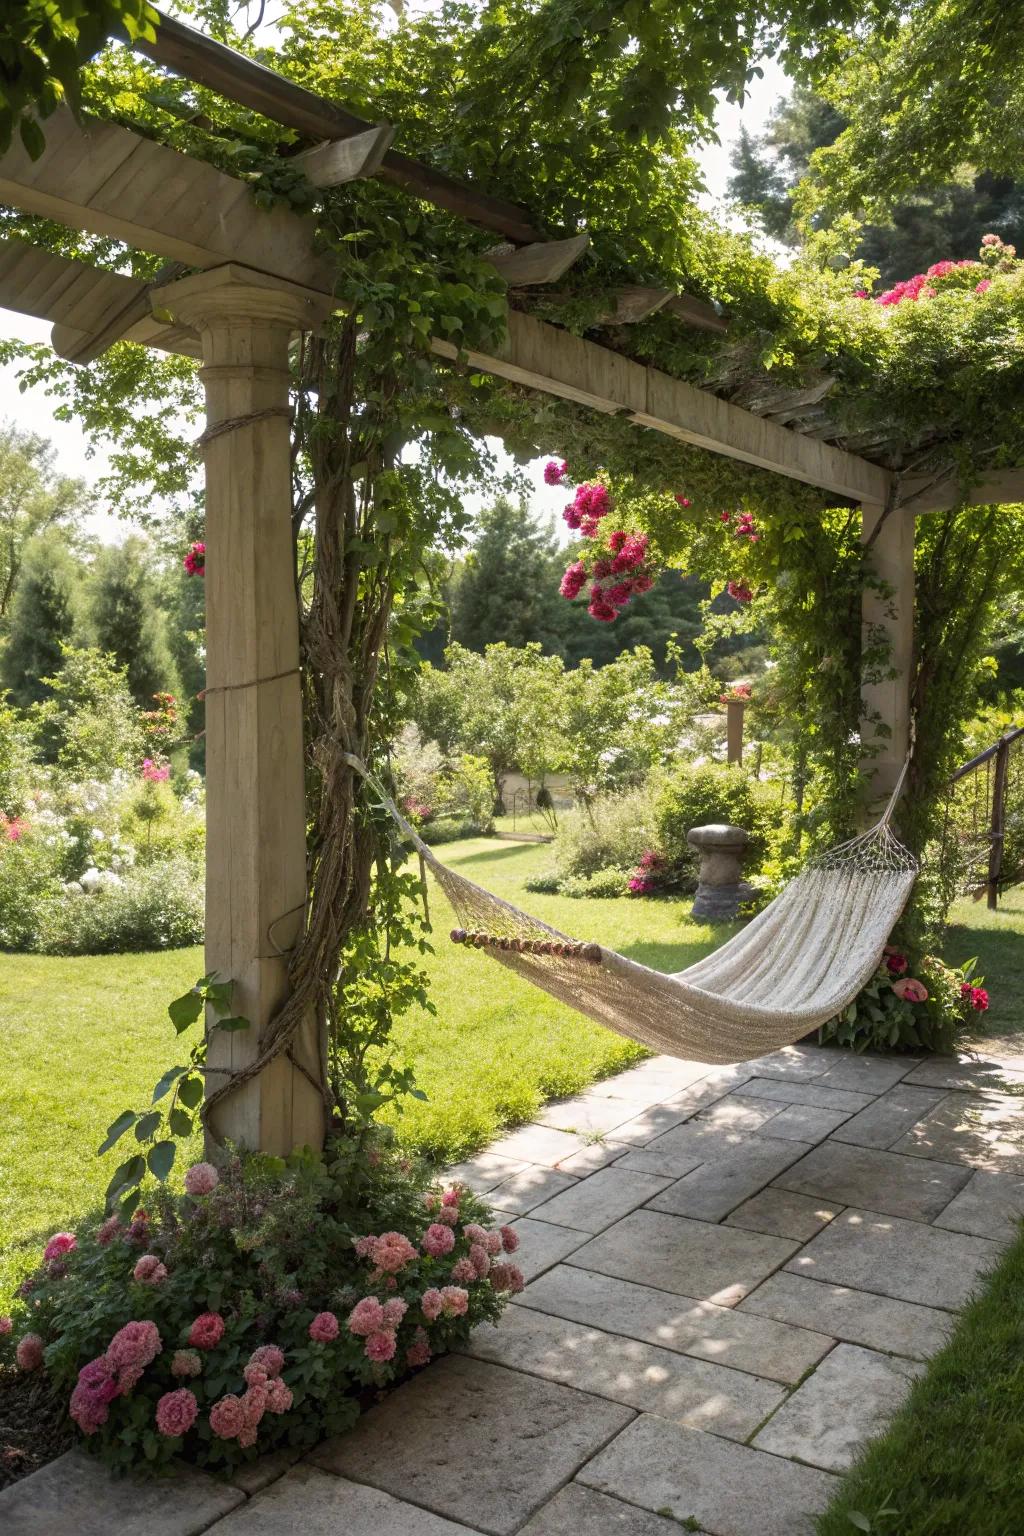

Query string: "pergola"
[[2, 13, 1016, 1160]]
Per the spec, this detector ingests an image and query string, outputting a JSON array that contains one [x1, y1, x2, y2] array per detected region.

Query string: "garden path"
[[4, 1041, 1024, 1535]]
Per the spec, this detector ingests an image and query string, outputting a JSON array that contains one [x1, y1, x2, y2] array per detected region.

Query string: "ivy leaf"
[[106, 1154, 145, 1208], [96, 1110, 138, 1156], [168, 990, 204, 1032], [134, 1110, 163, 1142], [205, 980, 234, 1017], [147, 1141, 176, 1182], [152, 1065, 187, 1103], [177, 1074, 204, 1110]]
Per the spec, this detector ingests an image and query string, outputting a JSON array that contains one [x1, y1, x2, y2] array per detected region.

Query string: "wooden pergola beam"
[[292, 125, 396, 187], [900, 468, 1024, 513], [485, 233, 590, 285]]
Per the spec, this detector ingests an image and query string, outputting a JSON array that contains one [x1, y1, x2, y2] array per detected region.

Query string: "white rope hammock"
[[347, 757, 918, 1066]]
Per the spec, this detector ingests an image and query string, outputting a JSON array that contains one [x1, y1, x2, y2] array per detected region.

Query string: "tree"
[[89, 537, 179, 706], [560, 648, 682, 800], [450, 497, 567, 655], [0, 420, 90, 631], [31, 643, 144, 776], [1, 530, 81, 706]]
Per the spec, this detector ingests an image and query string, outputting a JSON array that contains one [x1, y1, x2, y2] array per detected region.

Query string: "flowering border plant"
[[820, 951, 989, 1054]]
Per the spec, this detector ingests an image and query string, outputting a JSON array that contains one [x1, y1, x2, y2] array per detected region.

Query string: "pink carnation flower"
[[265, 1377, 293, 1414], [450, 1257, 477, 1284], [183, 1162, 219, 1196], [463, 1223, 487, 1245], [441, 1188, 460, 1207], [248, 1344, 285, 1378], [171, 1349, 202, 1378], [133, 1255, 168, 1285], [500, 1226, 519, 1254], [155, 1388, 199, 1438], [436, 1204, 459, 1227], [43, 1233, 76, 1263], [70, 1359, 119, 1434], [358, 1230, 418, 1276], [422, 1222, 456, 1258], [892, 977, 928, 1003], [382, 1297, 408, 1329], [241, 1384, 268, 1428], [187, 1312, 225, 1350], [469, 1243, 490, 1278], [209, 1394, 245, 1439], [440, 1285, 469, 1318], [16, 1334, 44, 1371], [421, 1288, 444, 1321], [107, 1319, 162, 1369], [406, 1328, 432, 1368], [484, 1231, 503, 1257], [348, 1297, 386, 1338], [365, 1330, 397, 1363], [244, 1364, 269, 1388], [309, 1311, 340, 1343], [490, 1263, 526, 1294]]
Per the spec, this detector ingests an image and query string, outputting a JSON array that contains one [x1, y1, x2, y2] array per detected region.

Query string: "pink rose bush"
[[0, 1150, 514, 1475], [183, 540, 205, 577], [822, 949, 992, 1054]]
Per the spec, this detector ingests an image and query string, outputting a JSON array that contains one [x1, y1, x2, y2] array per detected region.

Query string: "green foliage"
[[558, 866, 629, 899], [554, 788, 657, 880], [0, 420, 90, 633], [31, 645, 144, 777], [819, 954, 980, 1054], [1, 533, 81, 707], [89, 538, 180, 707], [559, 648, 682, 799], [654, 763, 778, 879], [450, 496, 568, 655], [41, 855, 204, 955], [0, 686, 34, 813], [439, 753, 496, 833]]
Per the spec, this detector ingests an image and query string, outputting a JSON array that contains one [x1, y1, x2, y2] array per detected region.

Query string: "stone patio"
[[4, 1042, 1023, 1536]]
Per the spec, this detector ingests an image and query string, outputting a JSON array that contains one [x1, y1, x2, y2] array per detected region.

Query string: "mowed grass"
[[0, 836, 728, 1309]]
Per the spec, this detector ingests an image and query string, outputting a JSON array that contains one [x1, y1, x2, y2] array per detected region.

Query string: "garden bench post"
[[860, 501, 914, 817], [157, 264, 332, 1156]]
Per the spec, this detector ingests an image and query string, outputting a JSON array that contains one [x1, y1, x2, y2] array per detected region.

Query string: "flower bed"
[[0, 1145, 519, 1475]]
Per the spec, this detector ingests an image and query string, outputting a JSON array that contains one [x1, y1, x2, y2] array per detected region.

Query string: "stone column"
[[157, 265, 332, 1155], [688, 824, 753, 921], [726, 699, 745, 765], [860, 502, 915, 815]]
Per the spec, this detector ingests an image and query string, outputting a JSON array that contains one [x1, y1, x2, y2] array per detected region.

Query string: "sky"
[[0, 37, 788, 544]]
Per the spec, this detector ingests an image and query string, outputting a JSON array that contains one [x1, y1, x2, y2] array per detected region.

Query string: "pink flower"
[[420, 1288, 444, 1321], [976, 279, 992, 293], [982, 232, 1000, 246], [209, 1394, 245, 1439], [559, 560, 587, 600], [406, 1328, 432, 1368], [382, 1298, 408, 1329], [107, 1319, 162, 1369], [544, 459, 568, 485], [69, 1359, 120, 1434], [183, 541, 206, 577], [437, 1205, 459, 1227], [441, 1188, 460, 1207], [852, 288, 869, 299], [171, 1349, 202, 1378], [43, 1233, 76, 1262], [357, 1231, 418, 1276], [440, 1285, 469, 1318], [463, 1223, 487, 1245], [500, 1226, 519, 1254], [490, 1263, 526, 1294], [484, 1231, 503, 1256], [133, 1255, 168, 1285], [265, 1378, 293, 1414], [309, 1311, 340, 1343], [248, 1344, 285, 1378], [15, 1334, 44, 1371], [348, 1297, 386, 1337], [141, 758, 171, 783], [885, 952, 909, 978], [0, 1317, 12, 1335], [365, 1330, 397, 1363], [726, 580, 753, 604], [187, 1312, 225, 1350], [971, 986, 989, 1012], [155, 1388, 199, 1438], [183, 1162, 219, 1196], [450, 1257, 477, 1284], [96, 1216, 122, 1245], [422, 1223, 455, 1258], [892, 977, 928, 1003], [469, 1243, 490, 1278], [241, 1384, 268, 1428], [244, 1364, 269, 1387], [675, 494, 692, 507]]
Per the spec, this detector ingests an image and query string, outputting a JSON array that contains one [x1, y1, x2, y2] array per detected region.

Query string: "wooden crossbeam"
[[900, 468, 1024, 512], [486, 233, 590, 285], [596, 285, 674, 324], [291, 125, 396, 187], [664, 293, 728, 335]]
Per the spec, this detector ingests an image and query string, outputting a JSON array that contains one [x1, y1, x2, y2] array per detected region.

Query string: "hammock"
[[348, 757, 919, 1066]]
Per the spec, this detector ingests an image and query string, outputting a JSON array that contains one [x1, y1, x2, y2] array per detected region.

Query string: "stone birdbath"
[[687, 823, 755, 921]]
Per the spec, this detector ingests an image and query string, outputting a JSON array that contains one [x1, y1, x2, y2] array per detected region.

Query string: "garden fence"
[[942, 726, 1024, 907]]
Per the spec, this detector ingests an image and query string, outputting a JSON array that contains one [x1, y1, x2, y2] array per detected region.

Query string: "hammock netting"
[[401, 809, 919, 1066]]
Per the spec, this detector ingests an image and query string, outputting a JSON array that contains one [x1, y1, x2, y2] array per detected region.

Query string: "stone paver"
[[580, 1414, 839, 1536], [609, 1077, 748, 1148], [556, 1139, 629, 1174], [787, 1207, 1002, 1310], [510, 1215, 591, 1281], [463, 1305, 785, 1440], [933, 1168, 1024, 1242], [518, 1484, 686, 1536], [774, 1140, 971, 1221], [537, 1093, 654, 1136], [489, 1166, 579, 1216], [0, 1452, 244, 1536], [225, 1448, 302, 1496], [515, 1263, 834, 1383], [444, 1151, 531, 1193], [753, 1343, 924, 1472], [568, 1209, 800, 1306], [725, 1187, 840, 1242], [212, 1465, 471, 1535], [815, 1054, 919, 1094], [744, 1045, 834, 1082], [647, 1136, 812, 1222], [902, 1056, 1024, 1092], [528, 1165, 672, 1233], [310, 1355, 633, 1536], [604, 1056, 723, 1098], [829, 1084, 945, 1149], [487, 1124, 594, 1167], [738, 1272, 952, 1360], [696, 1092, 785, 1131], [756, 1103, 852, 1143], [891, 1091, 1024, 1174], [739, 1077, 874, 1113]]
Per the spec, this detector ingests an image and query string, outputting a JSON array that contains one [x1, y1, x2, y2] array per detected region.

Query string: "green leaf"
[[205, 980, 234, 1016], [168, 990, 204, 1032], [177, 1074, 204, 1110], [19, 115, 46, 162], [106, 1154, 145, 1208], [214, 1015, 250, 1032], [147, 1140, 176, 1182], [152, 1064, 187, 1102], [119, 1188, 142, 1221], [168, 1107, 193, 1138], [97, 1110, 138, 1156], [134, 1110, 163, 1142], [846, 1515, 872, 1533]]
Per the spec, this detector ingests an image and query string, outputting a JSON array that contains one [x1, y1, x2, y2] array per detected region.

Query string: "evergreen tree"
[[560, 570, 707, 674], [1, 531, 81, 707], [90, 537, 179, 706], [449, 497, 568, 655]]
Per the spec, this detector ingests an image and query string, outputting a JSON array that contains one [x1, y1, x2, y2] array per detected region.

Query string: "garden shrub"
[[418, 816, 484, 845], [553, 787, 656, 880], [0, 1145, 518, 1475], [654, 762, 779, 885], [820, 949, 989, 1054], [558, 866, 629, 899], [38, 856, 204, 954], [524, 868, 561, 894]]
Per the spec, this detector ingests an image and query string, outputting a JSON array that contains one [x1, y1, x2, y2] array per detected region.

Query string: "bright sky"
[[0, 35, 787, 544]]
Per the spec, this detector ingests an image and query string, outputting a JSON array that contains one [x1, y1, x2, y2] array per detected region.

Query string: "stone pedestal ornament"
[[688, 823, 754, 921]]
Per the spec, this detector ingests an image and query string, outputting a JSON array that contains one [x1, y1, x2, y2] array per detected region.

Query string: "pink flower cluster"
[[583, 530, 655, 622], [209, 1344, 290, 1446], [69, 1319, 163, 1434], [141, 758, 171, 783], [422, 1222, 456, 1258], [720, 683, 752, 704], [421, 1285, 470, 1320], [726, 580, 753, 604], [43, 1232, 76, 1263], [188, 1311, 226, 1350], [1, 812, 27, 842], [155, 1388, 199, 1438], [133, 1254, 168, 1285], [872, 241, 1015, 307], [563, 481, 611, 536], [354, 1230, 419, 1282], [544, 459, 568, 486], [346, 1295, 409, 1363], [183, 1161, 219, 1196], [183, 541, 206, 577], [733, 511, 758, 544], [628, 848, 666, 897], [961, 982, 990, 1012], [674, 493, 693, 507], [892, 977, 928, 1003]]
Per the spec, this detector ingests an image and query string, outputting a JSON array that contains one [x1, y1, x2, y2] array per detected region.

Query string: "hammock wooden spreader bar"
[[344, 753, 919, 1066]]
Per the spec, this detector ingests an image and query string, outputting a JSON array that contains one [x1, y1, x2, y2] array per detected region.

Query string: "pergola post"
[[157, 264, 332, 1156], [860, 502, 915, 814]]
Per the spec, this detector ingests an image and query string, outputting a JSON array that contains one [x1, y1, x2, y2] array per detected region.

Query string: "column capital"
[[152, 262, 335, 333]]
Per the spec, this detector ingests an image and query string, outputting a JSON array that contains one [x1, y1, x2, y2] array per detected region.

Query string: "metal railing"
[[944, 725, 1024, 907]]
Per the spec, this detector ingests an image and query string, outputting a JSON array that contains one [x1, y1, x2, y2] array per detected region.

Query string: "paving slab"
[[739, 1077, 874, 1113], [616, 1126, 736, 1179], [225, 1447, 302, 1496], [0, 1451, 244, 1536], [518, 1484, 686, 1536], [487, 1124, 594, 1167], [902, 1055, 1024, 1093], [567, 1209, 800, 1306], [695, 1092, 785, 1132], [537, 1093, 654, 1136], [512, 1214, 591, 1280], [725, 1187, 840, 1242], [647, 1136, 811, 1222], [933, 1168, 1024, 1242], [786, 1207, 1002, 1310], [773, 1140, 971, 1221], [513, 1263, 834, 1383], [609, 1077, 749, 1148], [891, 1091, 1024, 1175], [444, 1151, 532, 1193], [600, 1056, 721, 1098], [462, 1305, 785, 1440], [756, 1103, 852, 1143], [753, 1342, 923, 1472], [556, 1140, 629, 1175], [829, 1085, 946, 1149], [815, 1054, 919, 1094], [580, 1414, 839, 1536], [310, 1355, 633, 1536], [743, 1044, 834, 1082], [738, 1272, 953, 1360], [488, 1166, 580, 1216], [211, 1465, 472, 1535], [528, 1166, 672, 1233]]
